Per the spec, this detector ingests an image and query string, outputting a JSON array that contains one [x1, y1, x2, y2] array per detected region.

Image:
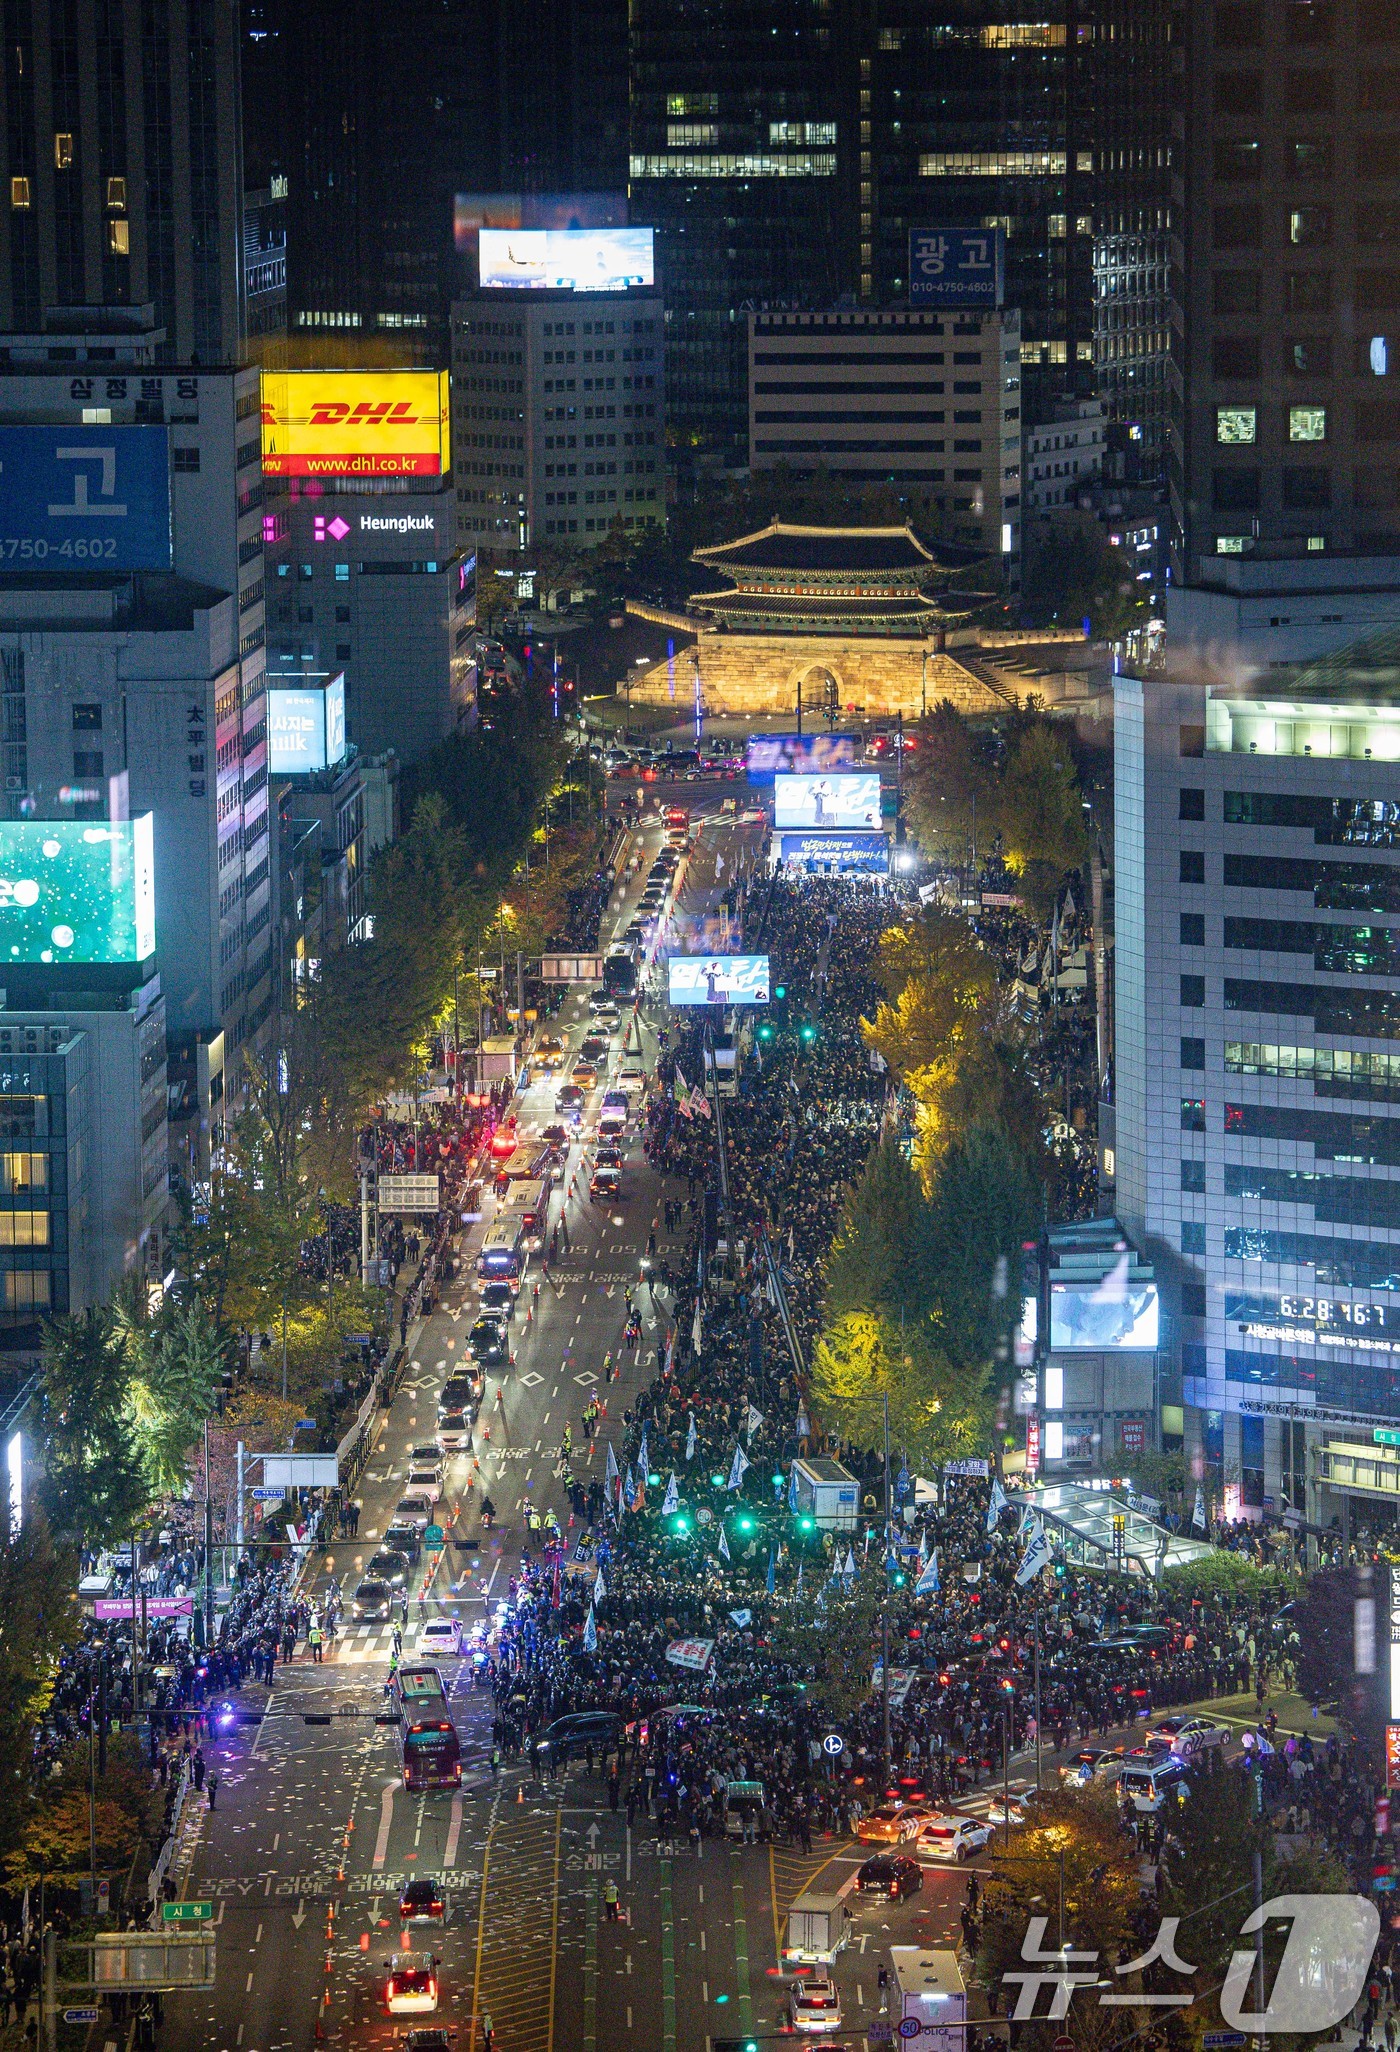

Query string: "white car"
[[414, 1617, 465, 1661], [402, 1470, 442, 1505], [385, 1953, 439, 2016], [1153, 1715, 1228, 1758], [789, 1974, 843, 2033], [913, 1815, 994, 1862]]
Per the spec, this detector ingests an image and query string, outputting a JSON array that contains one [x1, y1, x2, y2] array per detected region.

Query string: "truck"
[[783, 1887, 854, 1968], [888, 1948, 966, 2049], [789, 1456, 861, 1533]]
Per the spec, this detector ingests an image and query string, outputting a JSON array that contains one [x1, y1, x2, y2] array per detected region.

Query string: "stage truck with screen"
[[477, 227, 654, 293], [745, 733, 857, 783], [0, 816, 155, 966], [668, 956, 770, 1007], [773, 772, 882, 832]]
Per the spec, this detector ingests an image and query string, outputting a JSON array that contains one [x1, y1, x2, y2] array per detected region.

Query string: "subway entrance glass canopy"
[[1025, 1483, 1215, 1580]]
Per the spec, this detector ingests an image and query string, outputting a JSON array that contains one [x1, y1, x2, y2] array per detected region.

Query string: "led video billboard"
[[745, 733, 857, 783], [260, 371, 450, 478], [1049, 1278, 1160, 1352], [773, 773, 882, 831], [778, 831, 889, 874], [267, 677, 347, 774], [453, 191, 627, 253], [0, 426, 171, 571], [478, 228, 654, 292], [668, 956, 770, 1007], [0, 816, 154, 965]]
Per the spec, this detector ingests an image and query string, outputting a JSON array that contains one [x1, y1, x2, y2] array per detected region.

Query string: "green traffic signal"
[[774, 984, 787, 1000], [800, 1023, 817, 1042], [797, 1514, 816, 1533], [670, 1514, 691, 1538], [737, 1515, 755, 1534]]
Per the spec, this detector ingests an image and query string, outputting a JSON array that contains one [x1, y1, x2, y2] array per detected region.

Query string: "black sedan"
[[855, 1853, 923, 1901], [368, 1548, 412, 1590]]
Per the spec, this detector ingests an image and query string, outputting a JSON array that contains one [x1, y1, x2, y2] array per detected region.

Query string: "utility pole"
[[203, 1420, 214, 1653], [1034, 1603, 1043, 1790], [881, 1391, 892, 1781], [130, 1531, 141, 1718]]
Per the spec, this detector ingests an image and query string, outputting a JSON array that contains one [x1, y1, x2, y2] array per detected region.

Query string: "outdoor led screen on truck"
[[773, 773, 882, 831], [668, 956, 770, 1007], [0, 816, 155, 966], [745, 733, 857, 782]]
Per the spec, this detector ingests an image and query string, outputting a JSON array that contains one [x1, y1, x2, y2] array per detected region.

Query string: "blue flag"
[[766, 1549, 776, 1596], [583, 1604, 597, 1653], [915, 1549, 940, 1597]]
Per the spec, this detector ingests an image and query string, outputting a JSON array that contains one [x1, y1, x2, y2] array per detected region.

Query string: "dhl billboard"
[[260, 371, 450, 478]]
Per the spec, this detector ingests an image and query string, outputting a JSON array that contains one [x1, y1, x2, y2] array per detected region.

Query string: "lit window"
[[107, 218, 130, 256], [1289, 405, 1326, 441], [53, 133, 73, 170], [10, 176, 30, 210], [1371, 335, 1390, 376], [1217, 535, 1247, 553], [1216, 405, 1257, 444], [0, 1156, 45, 1193], [106, 175, 127, 210], [0, 1212, 49, 1246]]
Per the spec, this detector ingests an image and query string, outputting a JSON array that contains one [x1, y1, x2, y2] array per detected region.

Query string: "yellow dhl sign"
[[260, 370, 450, 477]]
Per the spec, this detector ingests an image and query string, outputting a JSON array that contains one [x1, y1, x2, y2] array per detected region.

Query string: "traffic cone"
[[517, 1782, 524, 1804]]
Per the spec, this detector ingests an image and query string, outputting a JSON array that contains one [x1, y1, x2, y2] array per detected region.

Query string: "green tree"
[[128, 1299, 227, 1496], [824, 1133, 928, 1325], [0, 1510, 79, 1864], [920, 1121, 1039, 1377], [40, 1310, 151, 1546], [766, 1565, 886, 1724], [1022, 510, 1150, 639], [995, 722, 1092, 920], [902, 701, 996, 865], [810, 1311, 993, 1477]]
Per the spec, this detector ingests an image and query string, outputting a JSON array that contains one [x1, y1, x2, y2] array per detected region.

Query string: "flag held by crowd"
[[986, 1477, 1010, 1532], [661, 1472, 679, 1517], [727, 1443, 750, 1492], [1015, 1517, 1051, 1586], [583, 1605, 597, 1653]]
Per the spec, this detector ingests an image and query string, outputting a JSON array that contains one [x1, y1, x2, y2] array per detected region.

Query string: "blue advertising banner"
[[0, 426, 171, 570], [908, 228, 1005, 307], [778, 831, 890, 874]]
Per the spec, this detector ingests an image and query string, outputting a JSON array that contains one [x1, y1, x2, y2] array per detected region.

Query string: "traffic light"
[[714, 2040, 760, 2052], [670, 1513, 691, 1539], [735, 1514, 755, 1536], [797, 1514, 816, 1534], [757, 1022, 774, 1042], [774, 984, 787, 1001], [800, 1022, 817, 1044]]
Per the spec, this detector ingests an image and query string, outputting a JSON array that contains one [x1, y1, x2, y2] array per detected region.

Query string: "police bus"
[[476, 1213, 527, 1287], [493, 1139, 554, 1198], [397, 1665, 462, 1790]]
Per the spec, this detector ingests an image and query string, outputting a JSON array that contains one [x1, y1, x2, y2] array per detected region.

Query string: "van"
[[599, 1090, 630, 1137], [723, 1779, 766, 1840], [1119, 1755, 1191, 1813], [538, 1710, 620, 1760]]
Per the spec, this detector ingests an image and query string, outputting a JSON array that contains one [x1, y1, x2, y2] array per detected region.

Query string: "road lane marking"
[[659, 1858, 677, 2052], [548, 1800, 563, 2052], [730, 1853, 754, 2036], [445, 1791, 464, 1868], [583, 1873, 599, 2052], [468, 1793, 501, 2050], [371, 1784, 395, 1868]]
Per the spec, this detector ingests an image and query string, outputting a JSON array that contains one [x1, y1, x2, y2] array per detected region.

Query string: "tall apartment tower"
[[0, 0, 245, 364], [1170, 0, 1400, 585]]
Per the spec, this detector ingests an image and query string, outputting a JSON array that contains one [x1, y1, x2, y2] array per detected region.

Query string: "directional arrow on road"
[[585, 1821, 600, 1849], [291, 1901, 306, 1928]]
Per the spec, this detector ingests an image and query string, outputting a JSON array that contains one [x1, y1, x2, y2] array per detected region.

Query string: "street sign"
[[821, 1733, 844, 1757], [1203, 2036, 1246, 2047], [261, 1453, 338, 1490], [424, 1524, 446, 1550], [160, 1902, 213, 1924], [541, 952, 605, 984], [297, 1415, 319, 1427], [251, 1487, 284, 1502], [379, 1172, 441, 1213], [64, 2011, 100, 2025], [1054, 2038, 1076, 2052]]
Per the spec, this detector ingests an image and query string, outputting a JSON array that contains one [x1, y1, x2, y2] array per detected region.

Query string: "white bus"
[[500, 1177, 551, 1247]]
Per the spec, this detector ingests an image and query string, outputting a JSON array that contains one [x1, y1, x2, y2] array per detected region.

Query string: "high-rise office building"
[[243, 0, 627, 365], [627, 0, 849, 465], [1112, 644, 1400, 1533], [451, 282, 665, 551], [0, 0, 245, 363], [1091, 0, 1173, 478], [1169, 0, 1400, 587], [747, 306, 1022, 561]]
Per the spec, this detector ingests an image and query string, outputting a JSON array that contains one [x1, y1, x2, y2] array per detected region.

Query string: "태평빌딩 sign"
[[0, 425, 172, 572], [0, 815, 155, 966]]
